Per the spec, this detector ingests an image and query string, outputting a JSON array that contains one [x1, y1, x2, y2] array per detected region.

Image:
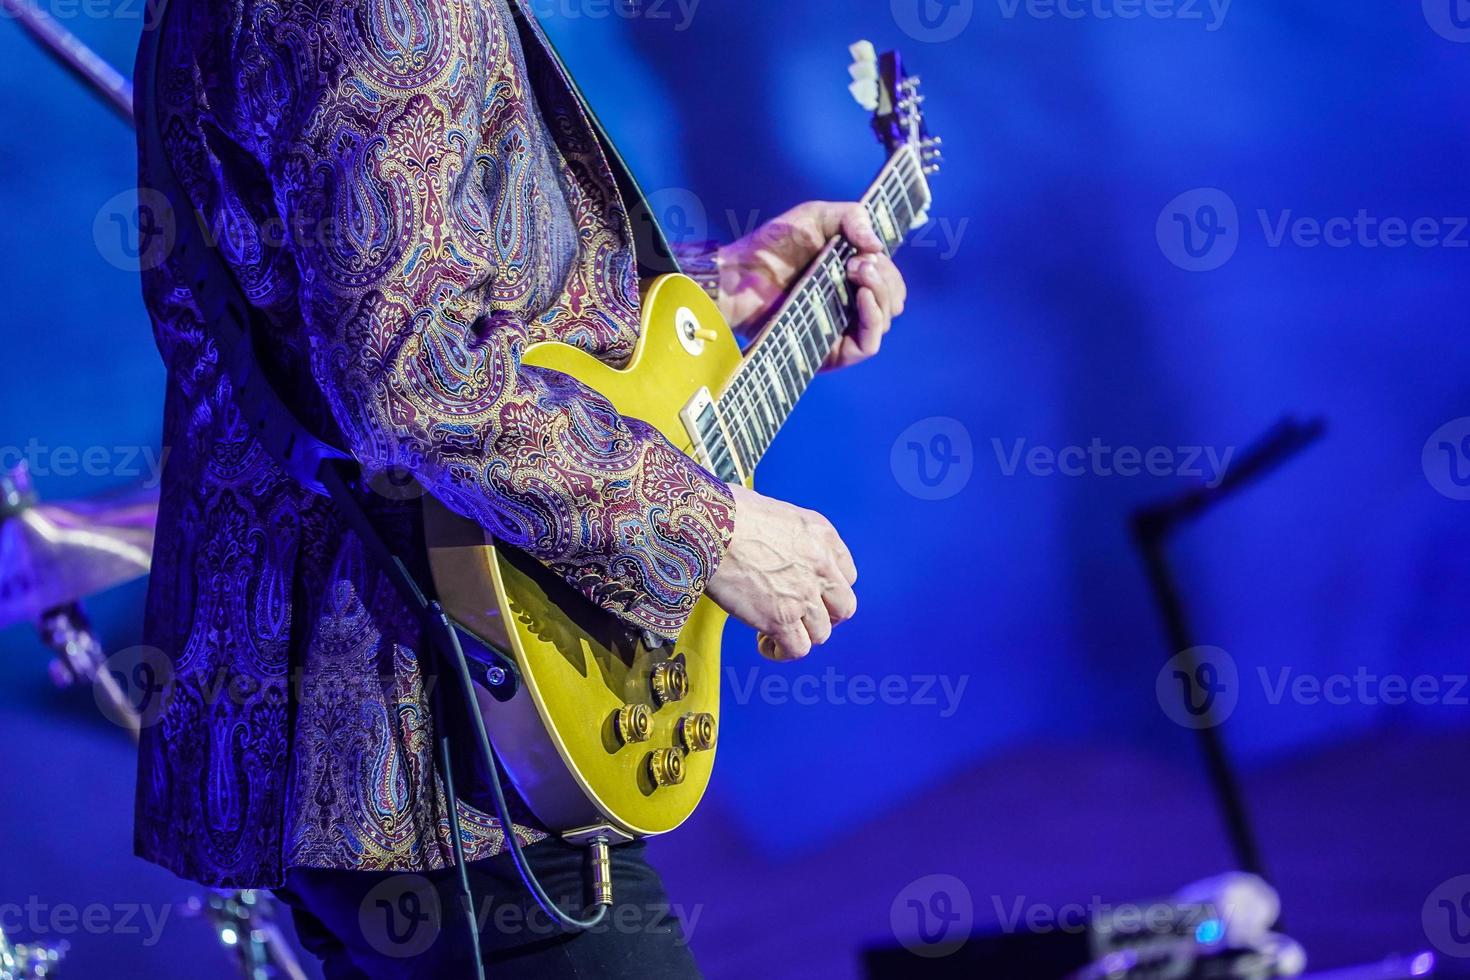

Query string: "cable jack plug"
[[588, 836, 614, 910]]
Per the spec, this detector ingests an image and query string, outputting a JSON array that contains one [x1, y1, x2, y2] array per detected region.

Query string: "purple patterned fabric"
[[134, 0, 734, 888]]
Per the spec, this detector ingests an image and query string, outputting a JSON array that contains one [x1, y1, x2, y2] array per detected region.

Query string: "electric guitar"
[[423, 41, 941, 847]]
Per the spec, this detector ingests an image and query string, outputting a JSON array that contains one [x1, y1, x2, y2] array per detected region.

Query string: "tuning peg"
[[922, 136, 943, 148], [847, 39, 880, 110]]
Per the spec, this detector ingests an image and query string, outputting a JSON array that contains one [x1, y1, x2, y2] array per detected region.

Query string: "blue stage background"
[[1, 0, 1467, 975]]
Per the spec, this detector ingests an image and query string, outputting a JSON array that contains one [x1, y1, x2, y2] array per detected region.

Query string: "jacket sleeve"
[[257, 0, 734, 638]]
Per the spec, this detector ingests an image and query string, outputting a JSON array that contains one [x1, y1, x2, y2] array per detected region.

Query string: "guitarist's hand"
[[706, 485, 859, 661], [715, 201, 906, 371]]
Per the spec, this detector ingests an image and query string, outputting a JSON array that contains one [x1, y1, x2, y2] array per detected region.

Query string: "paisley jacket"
[[134, 0, 734, 887]]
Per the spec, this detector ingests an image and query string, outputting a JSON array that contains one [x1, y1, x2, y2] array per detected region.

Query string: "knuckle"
[[784, 632, 812, 659]]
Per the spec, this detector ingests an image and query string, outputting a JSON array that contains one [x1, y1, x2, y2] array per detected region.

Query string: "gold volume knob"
[[648, 747, 686, 787], [614, 703, 653, 744], [677, 712, 717, 752], [649, 660, 689, 704]]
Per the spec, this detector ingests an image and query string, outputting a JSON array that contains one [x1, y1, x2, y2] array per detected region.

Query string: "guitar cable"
[[316, 461, 616, 946]]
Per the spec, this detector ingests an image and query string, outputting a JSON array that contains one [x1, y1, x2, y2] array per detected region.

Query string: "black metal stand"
[[1130, 416, 1326, 881]]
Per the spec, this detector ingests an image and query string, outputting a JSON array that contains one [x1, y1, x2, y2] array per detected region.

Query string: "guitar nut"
[[614, 703, 653, 744]]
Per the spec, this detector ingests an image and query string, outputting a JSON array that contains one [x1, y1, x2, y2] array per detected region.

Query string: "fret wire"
[[884, 177, 909, 242], [770, 332, 797, 407], [719, 154, 923, 465], [730, 395, 759, 466]]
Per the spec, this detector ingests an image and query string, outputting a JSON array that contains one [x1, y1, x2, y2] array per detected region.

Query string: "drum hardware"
[[180, 891, 307, 980], [0, 463, 305, 978], [0, 925, 65, 980]]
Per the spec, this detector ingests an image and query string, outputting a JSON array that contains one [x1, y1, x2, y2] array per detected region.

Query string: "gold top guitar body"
[[424, 273, 742, 842], [423, 41, 939, 846]]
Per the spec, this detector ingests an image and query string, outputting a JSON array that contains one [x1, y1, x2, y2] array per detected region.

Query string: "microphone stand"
[[1131, 416, 1326, 883]]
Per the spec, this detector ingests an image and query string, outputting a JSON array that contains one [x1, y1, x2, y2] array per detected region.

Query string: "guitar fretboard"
[[711, 143, 931, 479]]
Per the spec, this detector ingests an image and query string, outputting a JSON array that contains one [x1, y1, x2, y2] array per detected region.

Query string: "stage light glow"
[[1194, 919, 1225, 945]]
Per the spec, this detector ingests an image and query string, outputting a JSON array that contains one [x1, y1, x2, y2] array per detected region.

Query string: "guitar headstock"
[[852, 41, 940, 174], [848, 40, 941, 176]]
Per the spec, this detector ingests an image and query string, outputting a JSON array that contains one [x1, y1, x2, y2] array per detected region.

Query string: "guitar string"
[[708, 148, 929, 475], [713, 157, 924, 475], [718, 148, 927, 465], [720, 150, 920, 438]]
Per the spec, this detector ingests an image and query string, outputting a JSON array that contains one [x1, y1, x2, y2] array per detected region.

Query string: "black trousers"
[[277, 839, 701, 979]]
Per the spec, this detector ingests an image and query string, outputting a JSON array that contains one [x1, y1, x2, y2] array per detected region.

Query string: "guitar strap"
[[505, 0, 679, 277]]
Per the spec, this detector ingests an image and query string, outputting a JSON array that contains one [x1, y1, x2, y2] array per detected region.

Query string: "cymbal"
[[0, 467, 159, 631]]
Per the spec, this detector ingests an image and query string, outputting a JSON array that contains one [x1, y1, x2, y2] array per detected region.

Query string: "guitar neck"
[[716, 143, 931, 472]]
